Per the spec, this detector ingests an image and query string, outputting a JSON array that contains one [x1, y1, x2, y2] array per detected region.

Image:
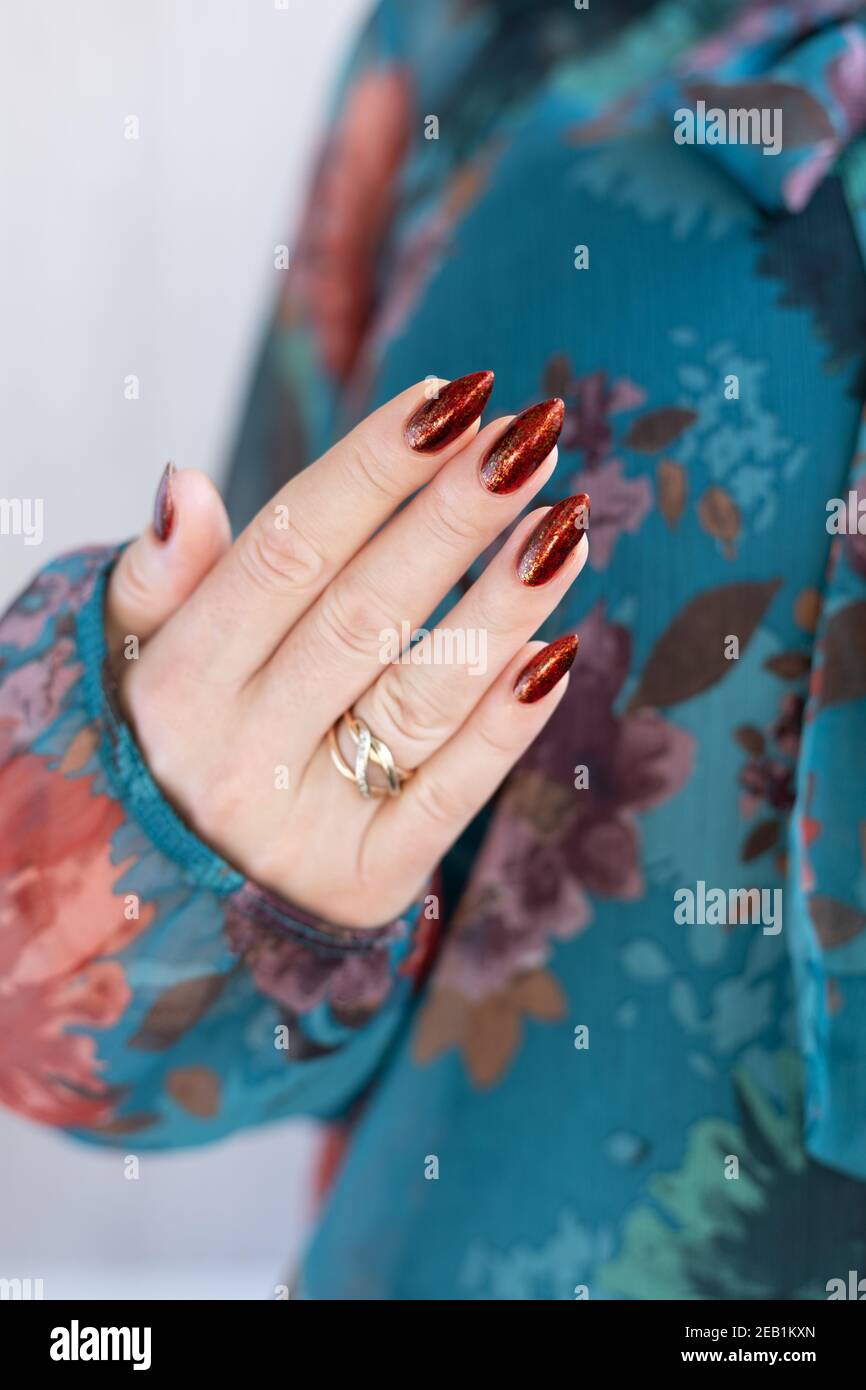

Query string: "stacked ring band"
[[327, 712, 413, 798]]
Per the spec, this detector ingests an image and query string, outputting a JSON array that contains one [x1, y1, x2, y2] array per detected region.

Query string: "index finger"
[[154, 372, 494, 685]]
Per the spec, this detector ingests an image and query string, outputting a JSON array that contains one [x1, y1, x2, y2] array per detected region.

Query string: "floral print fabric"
[[0, 554, 425, 1140], [3, 0, 866, 1297]]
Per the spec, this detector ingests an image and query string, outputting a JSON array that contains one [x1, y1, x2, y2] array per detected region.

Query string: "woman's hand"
[[106, 374, 589, 928]]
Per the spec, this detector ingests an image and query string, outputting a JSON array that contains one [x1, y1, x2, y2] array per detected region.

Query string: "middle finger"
[[256, 398, 566, 740], [352, 492, 590, 773]]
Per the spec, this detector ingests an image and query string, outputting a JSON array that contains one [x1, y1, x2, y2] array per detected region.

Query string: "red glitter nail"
[[404, 371, 494, 452], [480, 398, 564, 494], [516, 493, 590, 586], [514, 635, 580, 703]]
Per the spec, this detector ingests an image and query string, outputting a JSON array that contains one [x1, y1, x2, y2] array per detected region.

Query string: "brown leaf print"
[[509, 969, 567, 1021], [623, 407, 697, 453], [166, 1065, 221, 1118], [764, 650, 811, 679], [463, 996, 522, 1089], [128, 973, 228, 1051], [809, 895, 866, 949], [94, 1112, 160, 1135], [794, 587, 822, 633], [542, 352, 574, 401], [628, 580, 782, 712], [826, 978, 843, 1016], [59, 725, 98, 774], [501, 770, 577, 840], [412, 989, 469, 1064], [657, 458, 687, 527], [819, 600, 866, 708], [413, 971, 566, 1088], [683, 81, 835, 147], [697, 486, 740, 559], [734, 724, 765, 755], [740, 818, 780, 862]]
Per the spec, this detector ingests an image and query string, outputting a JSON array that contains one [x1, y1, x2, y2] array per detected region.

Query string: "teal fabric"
[[1, 550, 425, 1142], [3, 0, 866, 1298]]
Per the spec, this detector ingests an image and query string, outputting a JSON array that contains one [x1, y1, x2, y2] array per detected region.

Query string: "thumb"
[[106, 463, 232, 658]]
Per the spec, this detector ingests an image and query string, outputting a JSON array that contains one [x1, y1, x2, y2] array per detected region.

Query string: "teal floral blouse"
[[3, 0, 866, 1299]]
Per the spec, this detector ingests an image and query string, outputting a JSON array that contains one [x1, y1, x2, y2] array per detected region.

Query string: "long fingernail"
[[517, 493, 590, 587], [153, 462, 176, 541], [480, 398, 564, 494], [405, 371, 494, 452], [514, 635, 579, 703]]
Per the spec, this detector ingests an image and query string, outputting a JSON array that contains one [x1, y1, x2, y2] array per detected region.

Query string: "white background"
[[0, 0, 367, 1299]]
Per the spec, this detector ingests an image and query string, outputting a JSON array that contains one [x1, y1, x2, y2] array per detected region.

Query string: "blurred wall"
[[0, 0, 368, 1299]]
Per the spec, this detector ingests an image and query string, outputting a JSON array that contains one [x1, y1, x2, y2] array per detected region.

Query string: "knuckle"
[[239, 512, 326, 597], [421, 481, 481, 552], [194, 774, 248, 845], [342, 430, 404, 504], [413, 771, 470, 829], [315, 575, 384, 662], [374, 667, 452, 750], [113, 549, 153, 614], [470, 583, 510, 640], [474, 713, 516, 760]]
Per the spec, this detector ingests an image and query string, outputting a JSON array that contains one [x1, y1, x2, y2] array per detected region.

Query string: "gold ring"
[[328, 712, 412, 798]]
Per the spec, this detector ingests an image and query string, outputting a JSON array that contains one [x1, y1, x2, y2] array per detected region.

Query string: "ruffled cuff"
[[0, 547, 431, 1141], [75, 550, 422, 981]]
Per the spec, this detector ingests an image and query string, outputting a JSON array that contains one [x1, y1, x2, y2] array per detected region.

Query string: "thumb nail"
[[153, 462, 176, 541]]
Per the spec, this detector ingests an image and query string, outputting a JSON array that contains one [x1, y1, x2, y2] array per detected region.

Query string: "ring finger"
[[349, 492, 589, 773]]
